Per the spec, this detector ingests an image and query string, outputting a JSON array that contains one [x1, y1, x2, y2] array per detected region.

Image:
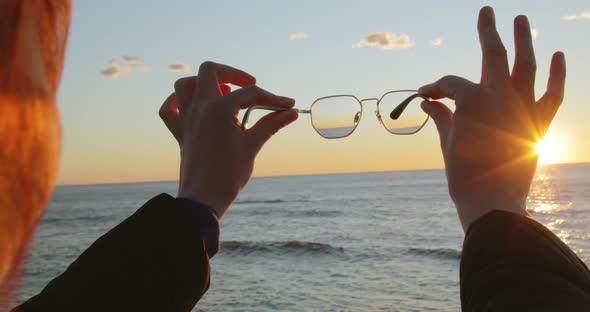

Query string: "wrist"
[[452, 194, 529, 232], [177, 184, 232, 219]]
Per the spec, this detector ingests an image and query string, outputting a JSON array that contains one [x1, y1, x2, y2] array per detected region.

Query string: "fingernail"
[[482, 6, 494, 18], [515, 15, 528, 26], [282, 110, 299, 122], [420, 101, 431, 114], [280, 96, 295, 103], [555, 51, 565, 61], [555, 52, 566, 68]]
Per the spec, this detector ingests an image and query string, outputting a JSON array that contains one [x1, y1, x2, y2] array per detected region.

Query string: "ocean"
[[14, 163, 590, 311]]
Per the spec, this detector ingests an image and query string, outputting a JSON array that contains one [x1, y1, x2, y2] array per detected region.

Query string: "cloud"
[[561, 11, 590, 20], [101, 63, 122, 80], [122, 55, 151, 72], [101, 56, 151, 80], [561, 15, 577, 21], [430, 38, 443, 47], [353, 32, 415, 50], [167, 62, 191, 72], [122, 55, 137, 62], [289, 32, 308, 40], [531, 28, 539, 40]]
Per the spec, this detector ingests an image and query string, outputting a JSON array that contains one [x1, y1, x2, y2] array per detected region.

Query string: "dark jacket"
[[461, 210, 590, 311], [14, 196, 590, 311], [15, 194, 215, 312]]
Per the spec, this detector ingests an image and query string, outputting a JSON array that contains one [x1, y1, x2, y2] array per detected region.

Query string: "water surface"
[[16, 164, 590, 311]]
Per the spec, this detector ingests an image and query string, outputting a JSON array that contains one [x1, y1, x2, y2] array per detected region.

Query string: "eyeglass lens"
[[378, 91, 429, 135], [311, 96, 362, 139]]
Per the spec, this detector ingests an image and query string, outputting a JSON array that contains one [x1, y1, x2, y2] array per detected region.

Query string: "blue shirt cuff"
[[177, 197, 220, 258]]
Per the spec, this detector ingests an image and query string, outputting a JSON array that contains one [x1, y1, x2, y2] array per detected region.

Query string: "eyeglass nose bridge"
[[359, 97, 379, 104], [357, 98, 384, 125], [352, 98, 378, 126]]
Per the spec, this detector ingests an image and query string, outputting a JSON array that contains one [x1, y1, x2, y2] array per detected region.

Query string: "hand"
[[419, 7, 566, 231], [159, 62, 298, 218]]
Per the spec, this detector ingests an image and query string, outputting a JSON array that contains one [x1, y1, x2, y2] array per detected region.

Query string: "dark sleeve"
[[15, 193, 219, 312], [460, 210, 590, 312]]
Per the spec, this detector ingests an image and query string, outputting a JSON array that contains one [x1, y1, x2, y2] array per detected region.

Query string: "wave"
[[234, 198, 315, 205], [232, 207, 343, 218], [42, 215, 113, 224], [284, 209, 343, 218], [234, 199, 288, 205], [220, 240, 345, 257], [407, 247, 461, 260]]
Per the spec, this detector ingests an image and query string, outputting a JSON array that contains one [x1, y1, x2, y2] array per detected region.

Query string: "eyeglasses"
[[242, 90, 431, 139]]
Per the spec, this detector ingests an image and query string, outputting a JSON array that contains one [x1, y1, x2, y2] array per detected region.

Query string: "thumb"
[[421, 100, 452, 147], [159, 93, 182, 144], [248, 110, 299, 151]]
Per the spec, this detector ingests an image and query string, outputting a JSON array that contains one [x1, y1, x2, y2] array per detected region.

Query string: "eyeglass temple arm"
[[389, 93, 430, 120], [241, 106, 310, 130]]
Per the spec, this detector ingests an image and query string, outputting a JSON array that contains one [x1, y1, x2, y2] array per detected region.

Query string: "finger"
[[223, 85, 295, 114], [538, 52, 566, 129], [196, 61, 256, 99], [512, 15, 537, 102], [419, 75, 477, 103], [248, 110, 299, 152], [159, 93, 182, 143], [220, 84, 231, 96], [174, 76, 197, 115], [478, 6, 510, 85], [421, 100, 453, 147]]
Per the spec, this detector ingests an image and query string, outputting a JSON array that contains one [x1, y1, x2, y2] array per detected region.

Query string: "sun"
[[535, 134, 564, 165]]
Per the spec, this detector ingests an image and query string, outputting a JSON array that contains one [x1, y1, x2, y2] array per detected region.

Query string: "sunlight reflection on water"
[[556, 231, 571, 244], [527, 166, 580, 248], [527, 169, 573, 214]]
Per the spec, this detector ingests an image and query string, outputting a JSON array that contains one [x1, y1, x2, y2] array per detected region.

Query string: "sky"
[[56, 0, 590, 185]]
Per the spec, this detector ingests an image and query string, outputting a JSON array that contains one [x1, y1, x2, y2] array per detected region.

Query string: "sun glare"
[[535, 134, 564, 165]]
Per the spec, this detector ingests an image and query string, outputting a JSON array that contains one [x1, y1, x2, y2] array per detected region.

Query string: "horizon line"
[[55, 161, 590, 187]]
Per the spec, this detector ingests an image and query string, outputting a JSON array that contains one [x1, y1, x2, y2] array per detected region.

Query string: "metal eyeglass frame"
[[241, 90, 430, 139]]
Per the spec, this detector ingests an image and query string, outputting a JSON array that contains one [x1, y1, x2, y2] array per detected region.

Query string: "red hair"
[[0, 0, 71, 307]]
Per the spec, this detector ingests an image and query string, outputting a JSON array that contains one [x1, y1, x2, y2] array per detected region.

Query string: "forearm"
[[15, 194, 219, 312], [460, 210, 590, 311]]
